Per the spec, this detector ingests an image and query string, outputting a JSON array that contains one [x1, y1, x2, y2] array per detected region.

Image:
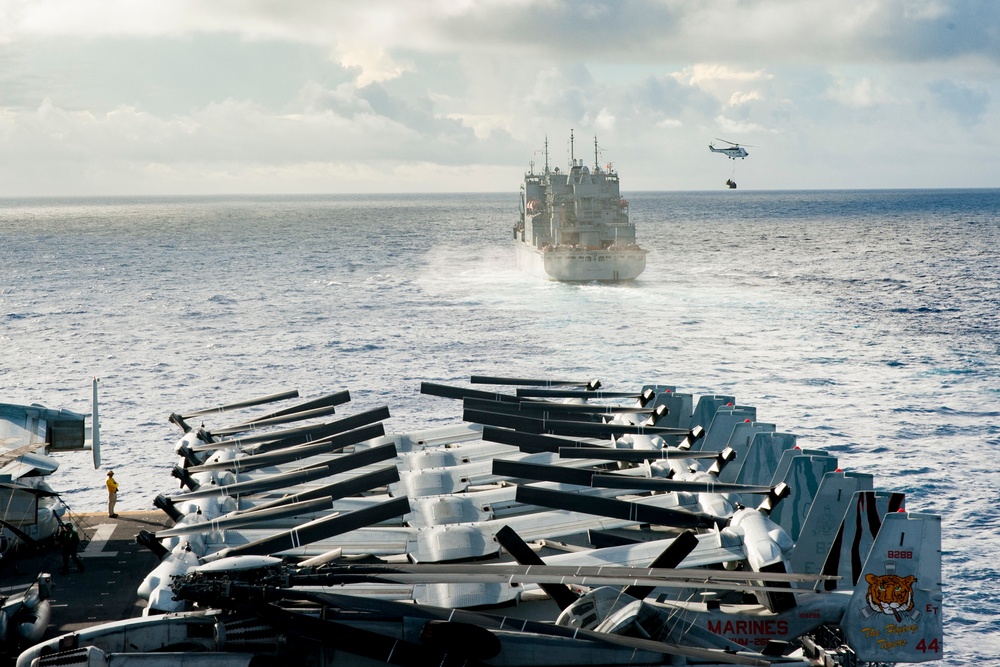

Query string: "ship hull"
[[516, 243, 646, 282]]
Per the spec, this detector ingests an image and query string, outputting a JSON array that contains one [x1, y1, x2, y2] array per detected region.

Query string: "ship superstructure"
[[515, 131, 647, 281]]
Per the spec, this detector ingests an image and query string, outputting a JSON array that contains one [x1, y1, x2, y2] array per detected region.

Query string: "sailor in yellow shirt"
[[106, 470, 119, 518]]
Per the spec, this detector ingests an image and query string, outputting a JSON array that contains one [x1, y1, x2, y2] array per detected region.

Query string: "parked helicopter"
[[19, 377, 943, 667], [0, 378, 101, 557], [709, 139, 752, 159]]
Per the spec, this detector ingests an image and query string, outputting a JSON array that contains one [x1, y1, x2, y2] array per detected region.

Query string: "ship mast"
[[570, 129, 575, 165], [594, 136, 599, 170], [544, 136, 549, 174]]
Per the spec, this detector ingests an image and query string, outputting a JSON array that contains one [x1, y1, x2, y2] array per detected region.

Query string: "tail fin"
[[823, 490, 906, 590], [841, 511, 943, 663], [789, 471, 873, 576]]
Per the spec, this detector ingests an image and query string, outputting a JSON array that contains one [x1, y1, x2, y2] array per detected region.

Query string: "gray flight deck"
[[0, 511, 169, 664]]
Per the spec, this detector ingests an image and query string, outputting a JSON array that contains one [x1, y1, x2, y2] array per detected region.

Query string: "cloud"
[[728, 91, 763, 107], [335, 45, 414, 86], [713, 115, 769, 136], [824, 75, 892, 109], [673, 65, 773, 87], [0, 1, 998, 194], [928, 79, 990, 124], [4, 1, 997, 66]]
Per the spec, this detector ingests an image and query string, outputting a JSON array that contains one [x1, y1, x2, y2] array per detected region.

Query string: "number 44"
[[916, 638, 940, 653]]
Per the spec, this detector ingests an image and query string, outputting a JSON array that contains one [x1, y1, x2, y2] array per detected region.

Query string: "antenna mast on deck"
[[570, 128, 575, 164], [544, 136, 549, 173], [594, 136, 599, 170]]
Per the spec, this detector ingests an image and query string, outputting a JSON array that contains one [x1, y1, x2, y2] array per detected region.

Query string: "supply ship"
[[514, 131, 647, 281]]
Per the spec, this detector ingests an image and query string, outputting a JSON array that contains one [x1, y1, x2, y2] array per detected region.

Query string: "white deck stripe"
[[80, 523, 119, 558]]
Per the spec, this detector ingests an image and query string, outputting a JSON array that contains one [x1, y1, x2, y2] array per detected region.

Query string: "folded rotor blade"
[[175, 443, 398, 499], [592, 474, 774, 495], [177, 390, 300, 419], [515, 388, 650, 400], [204, 496, 411, 561], [244, 466, 400, 513], [252, 407, 390, 455], [470, 376, 600, 390], [156, 497, 335, 538], [494, 525, 579, 610], [209, 403, 346, 437], [559, 447, 719, 462], [492, 459, 605, 487], [518, 400, 656, 415], [515, 486, 720, 529], [420, 382, 520, 403], [464, 398, 605, 423], [466, 396, 655, 420], [191, 406, 390, 452], [188, 423, 385, 474], [624, 529, 699, 599], [246, 390, 351, 421], [465, 408, 688, 438], [480, 425, 603, 454]]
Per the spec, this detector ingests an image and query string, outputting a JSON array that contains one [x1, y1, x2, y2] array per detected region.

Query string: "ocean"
[[1, 188, 998, 665]]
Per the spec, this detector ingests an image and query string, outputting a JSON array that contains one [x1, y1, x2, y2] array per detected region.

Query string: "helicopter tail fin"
[[840, 511, 943, 663]]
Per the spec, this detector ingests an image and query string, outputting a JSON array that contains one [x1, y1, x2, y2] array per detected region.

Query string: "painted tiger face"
[[865, 573, 915, 615]]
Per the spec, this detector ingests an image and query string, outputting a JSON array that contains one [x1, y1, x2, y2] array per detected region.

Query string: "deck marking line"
[[81, 523, 119, 558]]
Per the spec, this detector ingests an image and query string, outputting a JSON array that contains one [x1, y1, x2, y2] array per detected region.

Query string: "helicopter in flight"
[[709, 138, 752, 160]]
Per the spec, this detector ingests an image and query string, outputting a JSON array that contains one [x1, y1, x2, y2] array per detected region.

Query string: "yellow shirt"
[[106, 477, 118, 493]]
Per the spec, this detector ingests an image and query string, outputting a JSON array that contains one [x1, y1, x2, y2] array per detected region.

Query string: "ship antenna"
[[544, 136, 549, 173], [570, 128, 575, 165], [594, 135, 599, 171]]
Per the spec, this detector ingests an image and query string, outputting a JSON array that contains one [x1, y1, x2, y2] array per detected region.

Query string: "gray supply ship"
[[514, 131, 647, 281]]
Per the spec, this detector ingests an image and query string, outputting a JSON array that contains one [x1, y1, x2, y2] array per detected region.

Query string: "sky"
[[1, 0, 998, 195]]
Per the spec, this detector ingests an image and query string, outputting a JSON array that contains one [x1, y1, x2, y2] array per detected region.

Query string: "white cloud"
[[592, 108, 616, 131], [824, 76, 891, 108], [713, 115, 769, 136], [0, 1, 998, 193], [728, 91, 763, 107], [673, 65, 773, 87], [335, 45, 414, 86], [655, 118, 683, 129]]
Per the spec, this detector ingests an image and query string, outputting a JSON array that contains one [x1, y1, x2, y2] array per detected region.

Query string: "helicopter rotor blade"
[[470, 375, 601, 390], [191, 406, 390, 452], [242, 465, 400, 513], [466, 396, 656, 418], [592, 474, 774, 495], [516, 388, 651, 400], [286, 567, 828, 595], [176, 390, 300, 420], [188, 423, 386, 474], [480, 425, 604, 453], [624, 529, 700, 599], [465, 408, 689, 438], [515, 486, 722, 529], [155, 497, 335, 538], [174, 443, 398, 500], [420, 381, 520, 403], [559, 446, 718, 462], [494, 525, 579, 610], [208, 403, 346, 437], [244, 390, 351, 422], [203, 496, 411, 562], [463, 398, 605, 423], [492, 459, 609, 487]]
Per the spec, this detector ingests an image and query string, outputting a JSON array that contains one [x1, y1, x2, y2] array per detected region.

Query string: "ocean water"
[[1, 189, 998, 665]]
